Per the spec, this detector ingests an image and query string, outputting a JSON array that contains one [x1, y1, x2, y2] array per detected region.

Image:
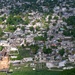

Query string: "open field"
[[0, 72, 6, 75], [7, 63, 75, 75], [11, 70, 61, 75], [8, 68, 75, 75], [0, 65, 75, 75]]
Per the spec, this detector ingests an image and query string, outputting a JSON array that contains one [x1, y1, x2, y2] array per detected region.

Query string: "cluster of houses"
[[0, 0, 75, 71]]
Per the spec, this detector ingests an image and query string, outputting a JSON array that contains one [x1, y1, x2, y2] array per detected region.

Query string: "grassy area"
[[9, 63, 61, 75], [7, 61, 75, 75], [1, 63, 75, 75], [11, 65, 61, 75], [10, 68, 75, 75], [17, 46, 33, 60], [1, 68, 75, 75], [11, 70, 61, 75], [0, 72, 6, 75]]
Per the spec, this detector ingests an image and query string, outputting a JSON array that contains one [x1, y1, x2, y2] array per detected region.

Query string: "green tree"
[[50, 36, 54, 40], [59, 48, 65, 56], [30, 26, 34, 31], [34, 36, 46, 41], [5, 25, 16, 32], [71, 28, 75, 37], [24, 18, 30, 25], [6, 15, 24, 25], [43, 45, 52, 54], [63, 30, 71, 36], [0, 28, 4, 37], [30, 45, 39, 54], [24, 15, 30, 25], [36, 26, 40, 31], [0, 46, 4, 51], [54, 16, 58, 20], [0, 16, 6, 24], [66, 16, 75, 25], [21, 26, 25, 31]]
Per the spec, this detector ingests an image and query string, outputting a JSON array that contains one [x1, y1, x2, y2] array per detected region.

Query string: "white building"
[[26, 35, 34, 43], [23, 57, 33, 62], [59, 60, 66, 67], [0, 40, 9, 46], [68, 55, 75, 62], [46, 62, 54, 69]]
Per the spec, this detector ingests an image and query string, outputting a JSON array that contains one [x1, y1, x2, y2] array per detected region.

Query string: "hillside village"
[[0, 0, 75, 72]]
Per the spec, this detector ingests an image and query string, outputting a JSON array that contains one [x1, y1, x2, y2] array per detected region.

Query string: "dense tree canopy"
[[34, 36, 46, 41], [5, 25, 16, 32], [43, 45, 52, 54], [59, 48, 65, 56], [6, 15, 25, 25], [63, 16, 75, 37], [66, 16, 75, 25], [30, 45, 39, 54]]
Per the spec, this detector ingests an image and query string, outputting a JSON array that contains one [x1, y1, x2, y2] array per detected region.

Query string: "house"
[[0, 25, 5, 28], [8, 37, 25, 46], [63, 37, 72, 40], [46, 15, 49, 22], [26, 35, 34, 43], [3, 32, 12, 38], [62, 7, 67, 12], [14, 28, 24, 36], [10, 60, 21, 65], [63, 66, 73, 70], [22, 57, 33, 62], [53, 6, 60, 13], [0, 40, 9, 47], [9, 47, 19, 56], [58, 60, 66, 67], [30, 63, 35, 67], [10, 47, 18, 52], [46, 62, 55, 69], [10, 56, 17, 59], [29, 11, 36, 16], [14, 38, 25, 46], [41, 6, 49, 12], [68, 55, 75, 62]]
